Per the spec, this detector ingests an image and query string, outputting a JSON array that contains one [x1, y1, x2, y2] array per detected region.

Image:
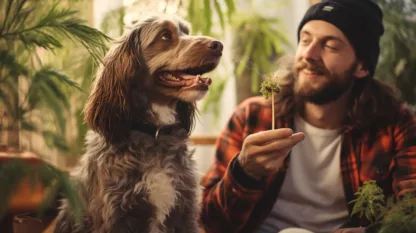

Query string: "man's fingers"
[[246, 128, 294, 145], [252, 132, 305, 155]]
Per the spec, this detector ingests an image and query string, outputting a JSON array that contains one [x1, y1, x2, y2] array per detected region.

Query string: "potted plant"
[[0, 0, 110, 231]]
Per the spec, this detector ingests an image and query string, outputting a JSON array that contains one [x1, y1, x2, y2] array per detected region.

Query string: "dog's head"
[[84, 14, 223, 143]]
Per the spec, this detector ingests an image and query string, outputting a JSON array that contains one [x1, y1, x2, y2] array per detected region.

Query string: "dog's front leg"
[[109, 209, 153, 233], [184, 209, 201, 233], [54, 200, 87, 233], [173, 190, 202, 233], [101, 188, 155, 233], [172, 208, 200, 233]]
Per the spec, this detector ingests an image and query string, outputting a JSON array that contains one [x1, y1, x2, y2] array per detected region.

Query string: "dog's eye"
[[161, 33, 172, 41]]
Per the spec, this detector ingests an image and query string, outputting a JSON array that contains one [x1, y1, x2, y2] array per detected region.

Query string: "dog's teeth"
[[166, 73, 176, 80]]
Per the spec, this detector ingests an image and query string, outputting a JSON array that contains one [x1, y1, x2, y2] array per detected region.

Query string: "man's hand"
[[333, 228, 366, 233], [237, 128, 305, 179]]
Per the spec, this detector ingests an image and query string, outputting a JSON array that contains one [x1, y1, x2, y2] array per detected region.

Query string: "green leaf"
[[236, 34, 255, 76], [0, 79, 19, 117], [214, 0, 225, 30], [224, 0, 236, 21], [21, 120, 37, 131], [100, 6, 125, 36], [0, 0, 16, 35], [59, 172, 86, 224], [250, 63, 259, 93], [0, 49, 28, 77], [0, 1, 110, 63], [9, 4, 35, 33], [188, 0, 195, 20], [42, 130, 70, 152], [201, 76, 228, 125], [203, 0, 212, 34], [349, 180, 386, 224], [25, 66, 82, 134]]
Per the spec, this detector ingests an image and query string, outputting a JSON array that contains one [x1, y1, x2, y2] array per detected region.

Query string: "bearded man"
[[199, 1, 416, 233]]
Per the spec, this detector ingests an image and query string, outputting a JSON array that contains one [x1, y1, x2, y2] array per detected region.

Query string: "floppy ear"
[[84, 28, 143, 143]]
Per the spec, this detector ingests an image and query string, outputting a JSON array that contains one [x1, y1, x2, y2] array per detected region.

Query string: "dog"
[[53, 14, 223, 233]]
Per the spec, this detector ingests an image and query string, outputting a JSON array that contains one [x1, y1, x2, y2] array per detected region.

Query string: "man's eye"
[[161, 33, 172, 41], [300, 39, 311, 45], [325, 44, 339, 51]]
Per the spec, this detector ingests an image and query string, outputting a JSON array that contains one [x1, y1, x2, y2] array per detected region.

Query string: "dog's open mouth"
[[156, 63, 216, 90]]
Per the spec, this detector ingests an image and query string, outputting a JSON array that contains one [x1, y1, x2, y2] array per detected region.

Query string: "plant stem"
[[0, 24, 47, 38], [272, 92, 275, 130]]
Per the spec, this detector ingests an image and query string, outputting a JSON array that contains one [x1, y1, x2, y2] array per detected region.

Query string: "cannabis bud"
[[260, 72, 283, 130], [260, 73, 280, 99]]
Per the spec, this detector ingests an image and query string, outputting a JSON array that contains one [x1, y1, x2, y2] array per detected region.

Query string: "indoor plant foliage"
[[350, 180, 416, 233], [0, 0, 109, 219], [0, 0, 110, 152], [374, 0, 416, 107], [349, 180, 387, 224], [231, 10, 290, 104]]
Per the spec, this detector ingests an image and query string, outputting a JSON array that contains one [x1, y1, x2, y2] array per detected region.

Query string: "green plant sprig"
[[350, 180, 416, 233], [260, 73, 280, 130], [350, 180, 387, 225]]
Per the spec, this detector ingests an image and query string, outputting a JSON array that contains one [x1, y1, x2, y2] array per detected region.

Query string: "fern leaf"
[[203, 0, 212, 34], [214, 0, 225, 30]]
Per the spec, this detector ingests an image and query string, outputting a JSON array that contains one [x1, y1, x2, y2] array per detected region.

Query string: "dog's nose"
[[208, 40, 223, 53]]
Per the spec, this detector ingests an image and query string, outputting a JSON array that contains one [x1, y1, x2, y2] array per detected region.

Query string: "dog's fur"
[[53, 14, 222, 233]]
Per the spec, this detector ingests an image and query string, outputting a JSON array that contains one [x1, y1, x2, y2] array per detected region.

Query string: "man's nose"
[[302, 42, 321, 61]]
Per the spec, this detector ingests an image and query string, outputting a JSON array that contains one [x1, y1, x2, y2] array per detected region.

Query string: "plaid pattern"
[[200, 96, 416, 233]]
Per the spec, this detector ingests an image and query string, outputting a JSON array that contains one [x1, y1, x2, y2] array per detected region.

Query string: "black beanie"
[[297, 0, 384, 77]]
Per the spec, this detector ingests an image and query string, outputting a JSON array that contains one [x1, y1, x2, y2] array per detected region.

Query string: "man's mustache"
[[294, 60, 328, 75]]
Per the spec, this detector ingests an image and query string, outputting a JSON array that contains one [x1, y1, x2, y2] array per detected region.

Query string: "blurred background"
[[1, 0, 416, 232]]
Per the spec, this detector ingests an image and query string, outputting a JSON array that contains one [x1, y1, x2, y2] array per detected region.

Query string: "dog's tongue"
[[173, 72, 212, 88]]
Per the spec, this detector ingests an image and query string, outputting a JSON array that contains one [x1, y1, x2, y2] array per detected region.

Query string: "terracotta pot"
[[0, 148, 47, 215]]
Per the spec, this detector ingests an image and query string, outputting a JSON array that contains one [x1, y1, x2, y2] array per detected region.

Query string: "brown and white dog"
[[53, 14, 222, 233]]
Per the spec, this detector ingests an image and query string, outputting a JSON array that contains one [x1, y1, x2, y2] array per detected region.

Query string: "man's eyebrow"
[[323, 36, 346, 45], [300, 30, 311, 37], [300, 30, 345, 44]]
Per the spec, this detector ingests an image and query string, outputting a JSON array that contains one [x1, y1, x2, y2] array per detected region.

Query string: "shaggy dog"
[[53, 14, 223, 233]]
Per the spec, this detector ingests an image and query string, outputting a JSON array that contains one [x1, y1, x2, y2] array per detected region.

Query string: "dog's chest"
[[137, 152, 196, 228]]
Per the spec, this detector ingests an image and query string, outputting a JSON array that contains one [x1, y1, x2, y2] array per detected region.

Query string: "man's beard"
[[293, 59, 357, 105]]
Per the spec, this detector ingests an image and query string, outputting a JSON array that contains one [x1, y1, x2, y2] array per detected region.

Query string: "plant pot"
[[0, 147, 47, 215]]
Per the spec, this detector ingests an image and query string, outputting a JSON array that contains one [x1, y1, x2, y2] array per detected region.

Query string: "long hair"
[[83, 27, 142, 144], [273, 57, 403, 130]]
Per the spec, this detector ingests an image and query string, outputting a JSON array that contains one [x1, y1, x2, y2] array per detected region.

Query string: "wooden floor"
[[7, 216, 56, 233]]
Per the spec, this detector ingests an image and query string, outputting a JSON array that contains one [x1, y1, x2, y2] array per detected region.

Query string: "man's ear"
[[354, 61, 369, 78]]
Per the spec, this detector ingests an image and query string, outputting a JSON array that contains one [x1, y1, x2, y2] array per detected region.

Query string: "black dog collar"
[[133, 123, 182, 139]]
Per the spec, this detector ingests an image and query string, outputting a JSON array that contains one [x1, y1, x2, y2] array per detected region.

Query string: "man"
[[199, 0, 416, 233]]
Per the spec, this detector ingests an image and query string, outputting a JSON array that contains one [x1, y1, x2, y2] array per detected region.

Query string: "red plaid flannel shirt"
[[200, 96, 416, 233]]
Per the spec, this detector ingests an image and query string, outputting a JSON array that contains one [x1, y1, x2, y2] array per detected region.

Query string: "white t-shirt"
[[255, 115, 350, 233]]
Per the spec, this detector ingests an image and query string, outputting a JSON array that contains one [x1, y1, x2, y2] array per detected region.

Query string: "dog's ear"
[[84, 28, 143, 143]]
